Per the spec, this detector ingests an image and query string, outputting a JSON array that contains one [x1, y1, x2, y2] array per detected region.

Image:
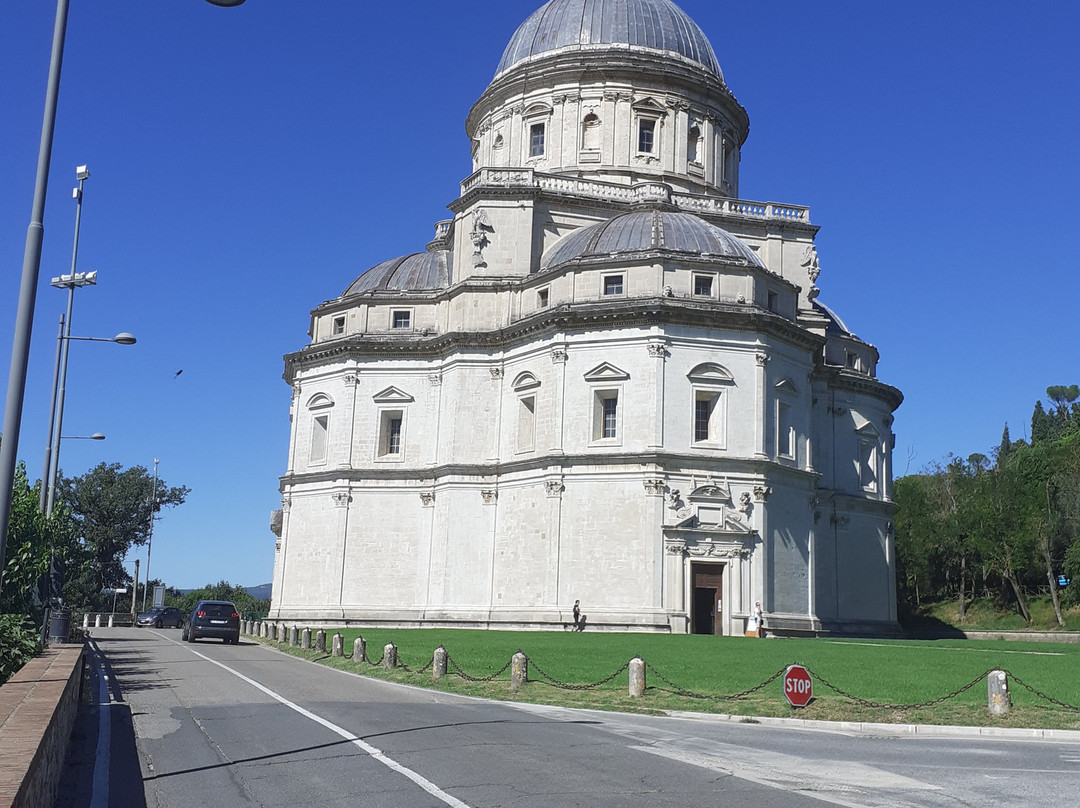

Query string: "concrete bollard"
[[382, 643, 398, 670], [353, 636, 366, 663], [108, 614, 114, 628], [289, 626, 299, 646], [82, 613, 89, 630], [332, 633, 344, 657], [433, 646, 448, 680], [254, 621, 261, 637], [315, 629, 326, 653], [988, 669, 1011, 715], [95, 614, 101, 628], [629, 657, 646, 698], [510, 652, 528, 692], [301, 628, 311, 650]]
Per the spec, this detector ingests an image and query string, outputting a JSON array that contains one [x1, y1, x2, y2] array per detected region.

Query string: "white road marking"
[[182, 643, 473, 808], [90, 649, 111, 808]]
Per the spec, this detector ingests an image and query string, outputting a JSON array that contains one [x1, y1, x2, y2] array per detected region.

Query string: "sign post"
[[783, 663, 813, 708]]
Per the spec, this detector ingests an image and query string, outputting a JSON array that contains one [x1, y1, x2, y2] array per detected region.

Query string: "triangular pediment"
[[854, 413, 879, 437], [372, 386, 414, 404], [583, 362, 630, 383], [687, 482, 732, 502], [632, 96, 665, 112], [774, 377, 798, 395]]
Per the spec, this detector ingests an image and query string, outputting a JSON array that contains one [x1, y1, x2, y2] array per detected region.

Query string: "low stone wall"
[[0, 646, 85, 808]]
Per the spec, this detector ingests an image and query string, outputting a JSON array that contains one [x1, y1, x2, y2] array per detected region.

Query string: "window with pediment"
[[688, 363, 733, 448]]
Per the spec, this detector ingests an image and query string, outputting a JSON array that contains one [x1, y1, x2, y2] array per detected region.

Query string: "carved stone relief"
[[544, 480, 564, 498], [550, 348, 568, 364], [643, 478, 666, 496], [420, 492, 435, 507], [481, 489, 498, 505]]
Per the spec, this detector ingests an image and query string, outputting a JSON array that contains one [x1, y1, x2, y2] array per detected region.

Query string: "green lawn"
[[255, 626, 1080, 730]]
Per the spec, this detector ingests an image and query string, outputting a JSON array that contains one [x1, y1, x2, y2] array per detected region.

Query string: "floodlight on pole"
[[0, 0, 246, 600]]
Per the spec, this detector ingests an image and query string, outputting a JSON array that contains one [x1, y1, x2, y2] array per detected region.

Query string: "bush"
[[0, 614, 41, 685]]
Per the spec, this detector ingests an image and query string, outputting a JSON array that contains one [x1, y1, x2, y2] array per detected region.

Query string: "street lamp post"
[[142, 458, 159, 611], [0, 0, 245, 595], [43, 330, 135, 516]]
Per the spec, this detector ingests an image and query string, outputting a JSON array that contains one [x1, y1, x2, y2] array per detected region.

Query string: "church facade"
[[268, 0, 903, 636]]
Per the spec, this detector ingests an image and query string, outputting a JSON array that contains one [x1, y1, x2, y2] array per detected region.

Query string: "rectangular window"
[[694, 395, 715, 443], [638, 119, 655, 153], [331, 315, 346, 336], [592, 391, 620, 442], [517, 396, 535, 452], [767, 290, 779, 313], [777, 401, 794, 459], [603, 274, 624, 296], [530, 123, 545, 157], [602, 396, 618, 439], [693, 275, 713, 297], [392, 310, 411, 329], [378, 410, 404, 458], [846, 351, 859, 370], [537, 288, 549, 309], [310, 415, 329, 464]]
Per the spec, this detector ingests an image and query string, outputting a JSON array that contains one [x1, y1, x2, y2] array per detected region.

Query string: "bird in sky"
[[173, 370, 183, 379]]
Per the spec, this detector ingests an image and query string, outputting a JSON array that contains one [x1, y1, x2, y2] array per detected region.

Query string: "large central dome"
[[495, 0, 722, 79]]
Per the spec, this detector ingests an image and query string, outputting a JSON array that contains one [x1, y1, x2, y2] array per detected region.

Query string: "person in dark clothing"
[[572, 600, 581, 631]]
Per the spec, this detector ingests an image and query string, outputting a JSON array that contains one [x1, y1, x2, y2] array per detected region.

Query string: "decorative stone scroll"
[[544, 480, 564, 498], [490, 367, 504, 379], [643, 478, 666, 496], [755, 352, 770, 366], [420, 492, 435, 507], [428, 374, 443, 386], [481, 489, 498, 505], [647, 341, 668, 358], [332, 491, 351, 508], [753, 485, 772, 502], [550, 348, 568, 364]]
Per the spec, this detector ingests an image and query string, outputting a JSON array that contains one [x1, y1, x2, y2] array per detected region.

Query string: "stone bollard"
[[95, 614, 101, 628], [988, 669, 1011, 715], [82, 613, 89, 630], [301, 628, 311, 650], [510, 651, 528, 692], [433, 646, 448, 680], [289, 626, 299, 646], [315, 629, 326, 653], [263, 622, 270, 639], [332, 633, 344, 657], [353, 636, 366, 663], [382, 643, 398, 670], [108, 614, 114, 628], [629, 656, 646, 698], [254, 621, 262, 637]]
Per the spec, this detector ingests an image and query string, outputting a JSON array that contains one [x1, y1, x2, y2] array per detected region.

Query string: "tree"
[[0, 463, 52, 616], [57, 463, 189, 599]]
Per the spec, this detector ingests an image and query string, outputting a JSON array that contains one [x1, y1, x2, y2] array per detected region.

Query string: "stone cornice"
[[816, 366, 904, 411], [284, 297, 825, 383], [279, 450, 822, 491]]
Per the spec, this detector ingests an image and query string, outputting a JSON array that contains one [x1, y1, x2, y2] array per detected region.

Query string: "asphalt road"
[[54, 627, 1080, 807]]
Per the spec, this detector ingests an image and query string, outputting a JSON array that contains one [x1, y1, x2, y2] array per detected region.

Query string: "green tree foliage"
[[172, 580, 268, 620], [896, 386, 1080, 624], [56, 463, 189, 603], [0, 463, 52, 616]]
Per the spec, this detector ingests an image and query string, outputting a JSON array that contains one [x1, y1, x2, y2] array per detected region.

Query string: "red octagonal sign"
[[783, 664, 813, 708]]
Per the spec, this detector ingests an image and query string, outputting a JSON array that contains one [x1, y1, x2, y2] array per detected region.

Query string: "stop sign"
[[783, 664, 813, 708]]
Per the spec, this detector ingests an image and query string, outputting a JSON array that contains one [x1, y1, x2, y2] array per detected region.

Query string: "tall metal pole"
[[142, 458, 159, 611], [45, 167, 92, 517], [131, 558, 140, 621], [0, 0, 69, 593], [39, 314, 65, 512]]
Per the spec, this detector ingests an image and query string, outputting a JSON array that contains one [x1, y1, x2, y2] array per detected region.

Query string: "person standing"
[[754, 601, 764, 638], [572, 600, 581, 631]]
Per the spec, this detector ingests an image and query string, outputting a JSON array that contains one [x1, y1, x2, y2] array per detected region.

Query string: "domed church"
[[269, 0, 903, 636]]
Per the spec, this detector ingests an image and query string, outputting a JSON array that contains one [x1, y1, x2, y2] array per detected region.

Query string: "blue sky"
[[2, 1, 1078, 589]]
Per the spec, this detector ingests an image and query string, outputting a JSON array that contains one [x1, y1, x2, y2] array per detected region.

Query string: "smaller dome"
[[542, 211, 763, 270], [342, 251, 453, 296]]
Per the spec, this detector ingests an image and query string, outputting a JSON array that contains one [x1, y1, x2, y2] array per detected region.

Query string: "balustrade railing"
[[460, 168, 810, 224]]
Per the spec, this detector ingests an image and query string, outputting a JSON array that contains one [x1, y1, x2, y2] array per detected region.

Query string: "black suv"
[[183, 600, 241, 644]]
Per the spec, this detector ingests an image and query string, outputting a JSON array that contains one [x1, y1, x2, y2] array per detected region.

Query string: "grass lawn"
[[254, 626, 1080, 731]]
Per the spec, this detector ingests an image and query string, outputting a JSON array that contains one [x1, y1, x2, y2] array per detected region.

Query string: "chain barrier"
[[1004, 671, 1080, 712], [644, 661, 789, 701], [447, 654, 514, 682], [523, 653, 630, 691], [807, 666, 992, 710]]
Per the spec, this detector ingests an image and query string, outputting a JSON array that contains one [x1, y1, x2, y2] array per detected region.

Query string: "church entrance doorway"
[[691, 563, 724, 635]]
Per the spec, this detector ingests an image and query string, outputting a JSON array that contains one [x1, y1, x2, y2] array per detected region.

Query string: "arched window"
[[687, 125, 701, 165]]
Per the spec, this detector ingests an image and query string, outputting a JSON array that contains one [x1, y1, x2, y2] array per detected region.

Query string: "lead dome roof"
[[342, 250, 452, 296], [542, 210, 763, 270], [495, 0, 723, 79]]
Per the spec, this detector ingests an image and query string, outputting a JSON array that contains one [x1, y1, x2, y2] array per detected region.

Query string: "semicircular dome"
[[342, 250, 453, 296], [495, 0, 722, 79], [542, 210, 763, 270]]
